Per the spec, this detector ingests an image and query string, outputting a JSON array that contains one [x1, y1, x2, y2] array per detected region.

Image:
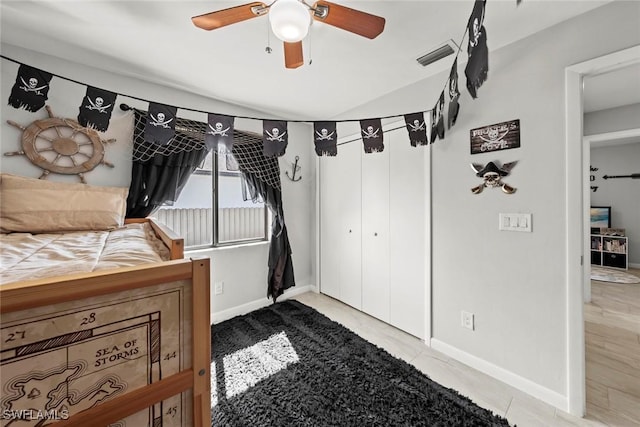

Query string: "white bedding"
[[0, 222, 170, 285]]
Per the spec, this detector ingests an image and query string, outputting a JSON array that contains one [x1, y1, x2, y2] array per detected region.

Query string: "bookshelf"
[[590, 234, 628, 269]]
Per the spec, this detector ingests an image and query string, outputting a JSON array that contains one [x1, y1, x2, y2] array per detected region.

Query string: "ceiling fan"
[[192, 0, 385, 69]]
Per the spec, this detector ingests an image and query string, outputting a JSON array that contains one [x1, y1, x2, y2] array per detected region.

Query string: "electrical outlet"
[[461, 311, 474, 330], [214, 281, 224, 295]]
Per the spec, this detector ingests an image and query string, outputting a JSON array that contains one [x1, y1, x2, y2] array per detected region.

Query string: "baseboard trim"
[[430, 338, 568, 411], [629, 262, 640, 269], [211, 284, 317, 324]]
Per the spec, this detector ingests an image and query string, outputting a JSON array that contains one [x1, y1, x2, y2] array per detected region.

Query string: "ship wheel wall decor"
[[5, 105, 115, 183]]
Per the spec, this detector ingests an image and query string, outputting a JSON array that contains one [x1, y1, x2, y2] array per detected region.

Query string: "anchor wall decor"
[[285, 155, 302, 182]]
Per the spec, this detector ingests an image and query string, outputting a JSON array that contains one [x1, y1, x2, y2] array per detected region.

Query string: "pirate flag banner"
[[263, 120, 288, 157], [144, 102, 177, 146], [430, 92, 445, 143], [8, 64, 53, 112], [206, 113, 235, 153], [404, 112, 428, 147], [448, 58, 461, 129], [77, 86, 117, 132], [465, 0, 489, 99], [360, 119, 384, 153], [313, 121, 338, 156]]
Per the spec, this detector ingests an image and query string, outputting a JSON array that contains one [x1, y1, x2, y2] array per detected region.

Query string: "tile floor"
[[292, 291, 619, 427]]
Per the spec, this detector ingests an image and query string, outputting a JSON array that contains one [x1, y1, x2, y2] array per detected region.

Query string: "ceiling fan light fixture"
[[269, 0, 310, 42]]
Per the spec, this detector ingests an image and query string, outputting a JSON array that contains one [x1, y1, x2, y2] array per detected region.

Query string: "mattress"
[[0, 222, 170, 285]]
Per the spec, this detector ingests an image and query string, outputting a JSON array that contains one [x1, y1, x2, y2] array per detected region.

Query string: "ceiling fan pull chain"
[[265, 18, 273, 54], [308, 27, 312, 64]]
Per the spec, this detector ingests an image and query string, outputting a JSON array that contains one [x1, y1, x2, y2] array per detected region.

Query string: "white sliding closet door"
[[319, 154, 341, 300], [319, 140, 362, 310], [361, 148, 390, 322], [338, 141, 362, 310], [389, 127, 426, 339]]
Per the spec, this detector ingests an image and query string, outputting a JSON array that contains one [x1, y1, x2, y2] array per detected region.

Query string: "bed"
[[0, 174, 211, 427]]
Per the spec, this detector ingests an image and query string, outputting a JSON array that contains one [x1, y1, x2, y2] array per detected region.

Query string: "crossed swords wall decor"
[[470, 161, 517, 194]]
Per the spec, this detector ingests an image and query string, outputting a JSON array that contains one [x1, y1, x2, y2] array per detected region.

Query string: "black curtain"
[[232, 140, 295, 302], [126, 110, 210, 218]]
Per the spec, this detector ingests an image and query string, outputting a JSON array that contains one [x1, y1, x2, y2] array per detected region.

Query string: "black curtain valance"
[[126, 109, 210, 218]]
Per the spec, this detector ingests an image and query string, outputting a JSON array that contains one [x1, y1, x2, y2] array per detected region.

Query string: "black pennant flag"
[[263, 120, 288, 157], [404, 112, 428, 147], [465, 0, 489, 99], [448, 58, 461, 129], [8, 65, 53, 112], [313, 121, 338, 156], [206, 114, 235, 153], [430, 92, 445, 143], [77, 86, 117, 132], [360, 119, 384, 153], [144, 103, 177, 145]]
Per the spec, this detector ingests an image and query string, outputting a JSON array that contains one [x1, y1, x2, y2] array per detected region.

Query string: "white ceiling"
[[0, 0, 615, 120]]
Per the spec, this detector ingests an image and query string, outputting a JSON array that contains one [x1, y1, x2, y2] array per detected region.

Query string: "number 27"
[[5, 330, 26, 342]]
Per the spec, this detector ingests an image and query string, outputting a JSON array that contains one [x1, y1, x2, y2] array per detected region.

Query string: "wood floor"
[[585, 266, 640, 426], [292, 291, 613, 427]]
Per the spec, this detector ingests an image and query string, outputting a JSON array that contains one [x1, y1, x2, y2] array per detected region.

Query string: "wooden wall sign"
[[470, 119, 520, 155]]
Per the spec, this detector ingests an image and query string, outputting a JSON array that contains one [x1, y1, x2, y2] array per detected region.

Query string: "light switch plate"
[[499, 213, 532, 232]]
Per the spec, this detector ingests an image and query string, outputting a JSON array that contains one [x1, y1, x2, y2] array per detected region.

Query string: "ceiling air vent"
[[416, 41, 457, 67]]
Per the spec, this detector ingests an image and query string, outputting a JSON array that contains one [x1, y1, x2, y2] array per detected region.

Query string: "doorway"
[[565, 45, 640, 416]]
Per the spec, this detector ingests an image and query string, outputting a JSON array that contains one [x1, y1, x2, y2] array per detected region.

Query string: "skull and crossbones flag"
[[313, 121, 338, 156], [360, 119, 384, 153], [403, 112, 428, 147], [77, 86, 117, 132], [448, 58, 461, 129], [430, 92, 446, 143], [206, 114, 235, 154], [8, 64, 53, 112], [144, 102, 177, 146], [465, 0, 489, 99], [263, 120, 288, 157]]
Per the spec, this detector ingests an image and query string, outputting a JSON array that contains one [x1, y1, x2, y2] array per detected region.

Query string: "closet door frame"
[[316, 119, 432, 344]]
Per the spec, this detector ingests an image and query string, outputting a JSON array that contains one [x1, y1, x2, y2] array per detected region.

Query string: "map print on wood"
[[1, 282, 192, 427]]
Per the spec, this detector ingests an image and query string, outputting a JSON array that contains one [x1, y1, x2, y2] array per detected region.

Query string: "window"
[[153, 150, 268, 248]]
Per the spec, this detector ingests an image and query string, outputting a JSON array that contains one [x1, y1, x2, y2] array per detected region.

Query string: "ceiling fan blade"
[[284, 41, 304, 69], [192, 2, 267, 31], [312, 1, 385, 39]]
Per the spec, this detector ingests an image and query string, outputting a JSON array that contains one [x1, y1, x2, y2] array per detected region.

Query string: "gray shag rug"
[[211, 300, 511, 426]]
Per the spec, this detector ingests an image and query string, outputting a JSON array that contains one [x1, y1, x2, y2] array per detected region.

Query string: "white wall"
[[0, 45, 316, 318], [334, 0, 640, 409], [584, 103, 640, 135], [590, 143, 640, 265]]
